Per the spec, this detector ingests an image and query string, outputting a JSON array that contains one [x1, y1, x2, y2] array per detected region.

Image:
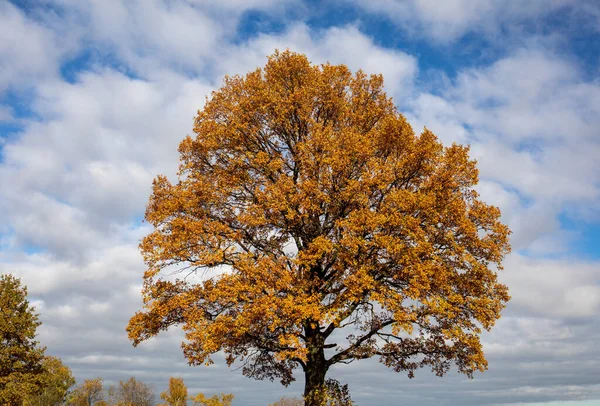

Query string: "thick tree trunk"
[[304, 361, 327, 406], [303, 329, 329, 406]]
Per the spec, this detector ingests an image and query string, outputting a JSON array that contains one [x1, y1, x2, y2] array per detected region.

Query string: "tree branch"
[[327, 319, 395, 366]]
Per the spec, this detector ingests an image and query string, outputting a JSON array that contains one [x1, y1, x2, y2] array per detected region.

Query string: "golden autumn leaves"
[[127, 50, 510, 404]]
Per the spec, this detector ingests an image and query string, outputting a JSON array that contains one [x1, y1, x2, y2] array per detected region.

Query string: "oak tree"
[[127, 51, 511, 405], [0, 274, 46, 405]]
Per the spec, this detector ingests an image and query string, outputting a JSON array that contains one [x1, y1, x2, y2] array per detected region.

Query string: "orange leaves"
[[296, 236, 334, 267], [128, 50, 511, 386], [191, 392, 234, 406]]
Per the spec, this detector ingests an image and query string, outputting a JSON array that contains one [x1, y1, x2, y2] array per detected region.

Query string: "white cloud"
[[0, 69, 212, 260], [0, 242, 144, 296], [50, 0, 300, 79], [501, 255, 600, 319], [406, 93, 470, 144], [451, 50, 600, 144], [63, 0, 221, 75], [351, 0, 583, 43], [0, 1, 77, 92], [217, 23, 418, 100], [407, 47, 600, 256]]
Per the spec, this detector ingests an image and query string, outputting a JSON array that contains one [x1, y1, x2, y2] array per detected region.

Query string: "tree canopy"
[[191, 392, 234, 406], [269, 397, 304, 406], [159, 377, 187, 406], [24, 356, 76, 406], [68, 378, 104, 406], [0, 274, 46, 405], [108, 376, 155, 406], [127, 50, 511, 405]]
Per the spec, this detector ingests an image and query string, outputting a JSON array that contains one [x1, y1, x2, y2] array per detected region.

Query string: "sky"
[[1, 0, 599, 405]]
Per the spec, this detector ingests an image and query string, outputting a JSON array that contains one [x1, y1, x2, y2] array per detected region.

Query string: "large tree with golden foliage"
[[127, 51, 511, 405]]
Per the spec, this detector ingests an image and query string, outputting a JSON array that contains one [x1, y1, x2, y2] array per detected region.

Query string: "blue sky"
[[1, 1, 599, 405]]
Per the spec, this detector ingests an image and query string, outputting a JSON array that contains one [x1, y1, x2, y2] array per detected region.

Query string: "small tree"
[[108, 376, 155, 406], [68, 378, 104, 406], [127, 51, 511, 405], [269, 397, 304, 406], [321, 379, 352, 406], [270, 380, 351, 406], [191, 392, 234, 406], [0, 274, 46, 405], [159, 377, 188, 406], [24, 356, 76, 406]]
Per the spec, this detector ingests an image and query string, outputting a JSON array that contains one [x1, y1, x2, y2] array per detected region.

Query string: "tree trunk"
[[303, 330, 329, 406], [304, 361, 327, 406]]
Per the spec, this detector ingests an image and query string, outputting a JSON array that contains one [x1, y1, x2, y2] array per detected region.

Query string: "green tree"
[[108, 376, 155, 406], [0, 274, 46, 405], [127, 51, 511, 406], [159, 377, 188, 406], [24, 356, 76, 406]]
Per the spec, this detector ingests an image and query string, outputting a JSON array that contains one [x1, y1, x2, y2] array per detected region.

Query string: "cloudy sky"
[[1, 0, 600, 405]]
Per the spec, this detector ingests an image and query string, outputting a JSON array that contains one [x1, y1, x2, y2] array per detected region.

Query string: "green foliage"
[[0, 274, 46, 405]]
